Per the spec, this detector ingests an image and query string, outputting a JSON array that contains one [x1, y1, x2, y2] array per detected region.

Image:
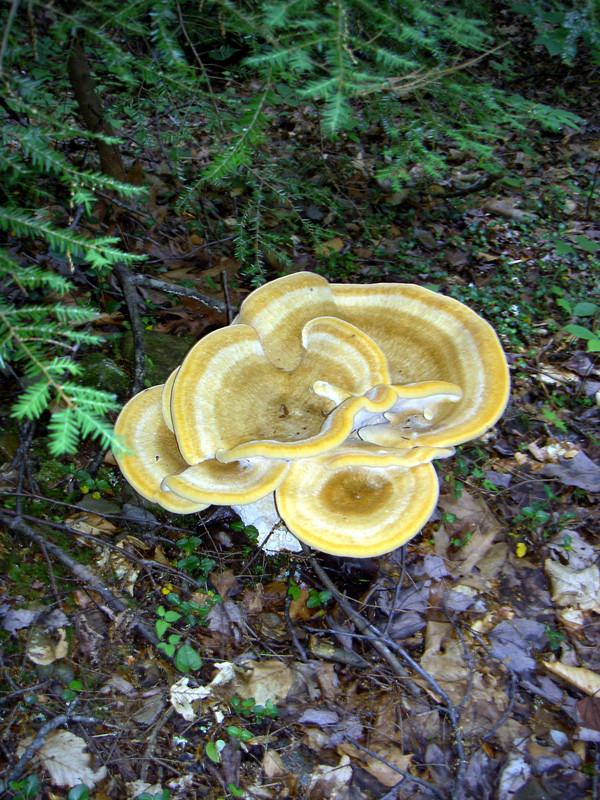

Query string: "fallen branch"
[[113, 262, 146, 395], [129, 273, 229, 313], [306, 548, 467, 800], [0, 711, 101, 791], [5, 514, 158, 648]]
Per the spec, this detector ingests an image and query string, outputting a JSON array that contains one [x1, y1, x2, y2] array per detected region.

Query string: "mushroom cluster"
[[114, 273, 509, 557]]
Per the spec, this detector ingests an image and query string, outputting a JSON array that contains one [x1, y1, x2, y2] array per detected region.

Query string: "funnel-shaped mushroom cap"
[[219, 383, 398, 463], [275, 457, 439, 557], [234, 272, 338, 370], [113, 386, 208, 513], [331, 283, 510, 447], [171, 316, 392, 465], [163, 458, 289, 505]]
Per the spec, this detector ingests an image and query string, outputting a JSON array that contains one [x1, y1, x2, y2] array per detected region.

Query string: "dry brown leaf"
[[263, 750, 289, 779], [438, 490, 502, 572], [17, 730, 107, 789], [578, 696, 600, 730], [26, 627, 68, 665], [339, 741, 413, 787], [316, 236, 344, 255], [238, 659, 294, 706], [210, 569, 238, 598], [542, 660, 600, 696], [544, 559, 600, 613], [309, 755, 352, 797]]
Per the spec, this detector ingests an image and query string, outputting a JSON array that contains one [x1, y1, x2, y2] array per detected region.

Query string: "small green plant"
[[230, 695, 280, 722], [8, 775, 40, 799], [62, 679, 84, 704], [306, 589, 332, 609], [564, 322, 600, 352], [154, 605, 203, 671], [451, 531, 473, 548], [134, 790, 170, 800], [515, 503, 551, 527], [205, 739, 226, 763], [230, 521, 259, 544], [174, 538, 216, 579], [227, 725, 253, 743], [287, 580, 301, 601], [67, 787, 90, 800], [541, 405, 568, 434], [545, 624, 567, 652]]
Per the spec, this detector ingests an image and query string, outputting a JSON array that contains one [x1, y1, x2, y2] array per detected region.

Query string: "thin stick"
[[0, 712, 100, 790], [129, 273, 229, 313], [113, 262, 146, 395], [5, 514, 158, 647], [221, 269, 234, 324]]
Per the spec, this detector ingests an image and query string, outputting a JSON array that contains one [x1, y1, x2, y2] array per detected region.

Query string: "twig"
[[221, 269, 234, 324], [383, 549, 407, 638], [0, 712, 101, 790], [113, 262, 146, 395], [140, 707, 174, 782], [0, 0, 20, 77], [305, 549, 420, 695], [441, 173, 499, 199], [586, 160, 599, 220], [129, 273, 229, 313], [5, 514, 159, 647], [39, 541, 63, 610], [306, 548, 467, 800], [351, 741, 447, 800], [284, 570, 309, 662]]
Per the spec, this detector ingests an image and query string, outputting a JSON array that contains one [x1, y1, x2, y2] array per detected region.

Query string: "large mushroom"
[[114, 273, 510, 558]]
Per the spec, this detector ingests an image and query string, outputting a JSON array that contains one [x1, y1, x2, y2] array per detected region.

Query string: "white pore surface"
[[232, 494, 303, 554]]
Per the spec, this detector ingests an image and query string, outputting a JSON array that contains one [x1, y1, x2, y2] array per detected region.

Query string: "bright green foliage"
[[511, 0, 600, 64], [1, 6, 146, 456], [1, 0, 590, 459]]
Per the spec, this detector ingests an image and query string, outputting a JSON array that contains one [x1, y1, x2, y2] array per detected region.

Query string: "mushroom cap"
[[113, 385, 208, 514], [163, 458, 289, 505], [234, 272, 338, 370], [331, 283, 510, 447], [171, 316, 392, 465], [322, 439, 455, 468], [218, 383, 398, 463], [161, 367, 179, 432], [275, 456, 440, 557]]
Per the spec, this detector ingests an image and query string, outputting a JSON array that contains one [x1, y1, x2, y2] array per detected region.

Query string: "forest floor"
[[1, 29, 600, 800]]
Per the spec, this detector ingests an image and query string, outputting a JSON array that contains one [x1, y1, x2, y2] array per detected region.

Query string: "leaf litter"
[[2, 32, 600, 800]]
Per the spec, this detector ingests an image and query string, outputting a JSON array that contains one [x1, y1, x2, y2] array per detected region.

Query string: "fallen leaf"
[[170, 663, 236, 721], [309, 755, 352, 796], [17, 730, 107, 789], [238, 659, 294, 706], [26, 627, 68, 665], [481, 197, 533, 221], [542, 660, 600, 696], [545, 559, 600, 613], [578, 696, 600, 730], [315, 236, 344, 255], [541, 451, 600, 492]]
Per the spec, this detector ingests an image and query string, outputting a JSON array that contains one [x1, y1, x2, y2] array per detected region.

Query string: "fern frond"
[[11, 380, 52, 420]]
